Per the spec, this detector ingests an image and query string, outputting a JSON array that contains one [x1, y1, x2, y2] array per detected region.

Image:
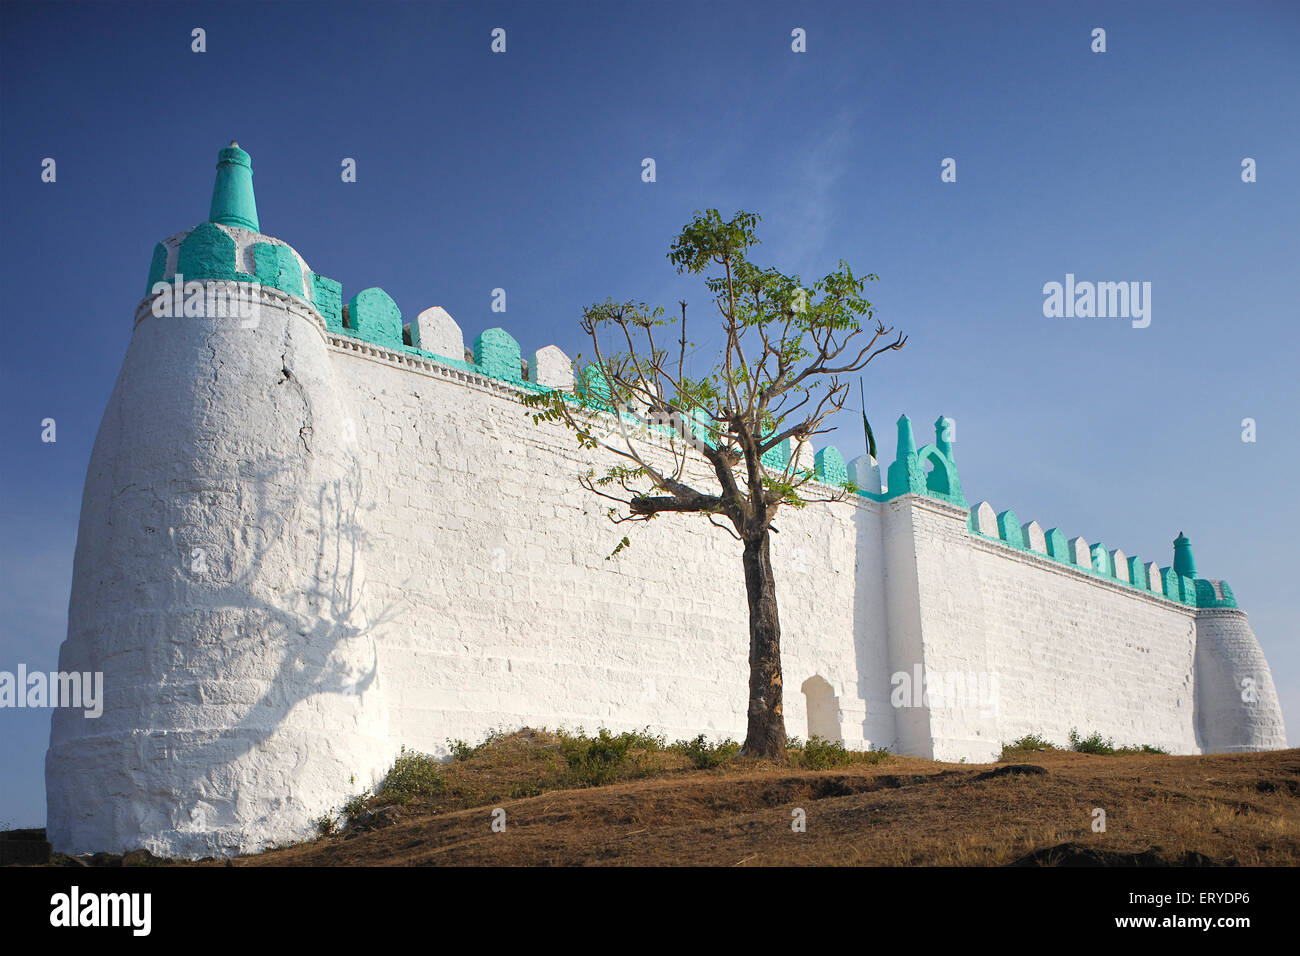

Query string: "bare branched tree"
[[524, 209, 905, 759]]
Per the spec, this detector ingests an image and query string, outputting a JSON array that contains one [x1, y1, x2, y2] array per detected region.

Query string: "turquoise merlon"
[[311, 274, 343, 332], [253, 242, 303, 298], [814, 446, 847, 486], [997, 510, 1024, 548], [474, 328, 523, 382], [146, 243, 168, 295], [176, 222, 244, 282], [967, 510, 1226, 606], [209, 142, 259, 232], [347, 288, 403, 349]]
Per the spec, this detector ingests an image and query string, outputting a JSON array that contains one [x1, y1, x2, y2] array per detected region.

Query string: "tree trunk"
[[740, 531, 786, 759]]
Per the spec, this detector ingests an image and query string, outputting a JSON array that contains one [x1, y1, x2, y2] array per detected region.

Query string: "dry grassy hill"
[[205, 730, 1300, 867]]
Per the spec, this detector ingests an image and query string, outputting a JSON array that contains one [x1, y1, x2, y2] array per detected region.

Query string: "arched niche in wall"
[[800, 675, 842, 744]]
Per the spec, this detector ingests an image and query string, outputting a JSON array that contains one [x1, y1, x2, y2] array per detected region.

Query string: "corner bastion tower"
[[48, 145, 1288, 858]]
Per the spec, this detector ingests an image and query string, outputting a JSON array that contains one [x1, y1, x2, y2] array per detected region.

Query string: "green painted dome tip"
[[209, 141, 259, 232]]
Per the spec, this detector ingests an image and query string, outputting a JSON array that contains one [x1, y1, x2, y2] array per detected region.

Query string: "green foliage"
[[787, 735, 890, 769], [342, 791, 371, 826], [1115, 743, 1169, 755], [669, 733, 741, 769], [1068, 728, 1115, 755], [376, 746, 446, 802], [447, 738, 475, 761], [315, 814, 338, 837], [557, 727, 667, 786], [1066, 728, 1169, 756], [1000, 733, 1059, 760]]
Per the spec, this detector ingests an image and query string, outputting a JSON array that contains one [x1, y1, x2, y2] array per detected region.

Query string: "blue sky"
[[1, 0, 1297, 827]]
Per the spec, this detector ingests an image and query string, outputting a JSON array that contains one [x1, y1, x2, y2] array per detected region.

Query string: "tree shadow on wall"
[[141, 450, 404, 849]]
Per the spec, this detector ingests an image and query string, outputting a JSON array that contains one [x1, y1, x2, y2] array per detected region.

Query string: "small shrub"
[[558, 727, 660, 786], [1000, 733, 1058, 760], [377, 746, 446, 802], [790, 736, 889, 769], [670, 734, 741, 769], [315, 813, 338, 837], [1068, 728, 1116, 755], [446, 727, 512, 762], [1115, 743, 1170, 755], [447, 739, 475, 761], [342, 791, 371, 826]]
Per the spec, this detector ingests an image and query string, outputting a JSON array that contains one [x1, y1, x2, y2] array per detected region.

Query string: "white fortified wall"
[[48, 279, 1287, 859]]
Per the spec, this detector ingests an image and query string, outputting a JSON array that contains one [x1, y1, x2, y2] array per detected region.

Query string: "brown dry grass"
[[201, 733, 1300, 867]]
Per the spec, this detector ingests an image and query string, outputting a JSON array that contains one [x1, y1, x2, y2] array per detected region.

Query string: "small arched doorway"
[[801, 675, 842, 744]]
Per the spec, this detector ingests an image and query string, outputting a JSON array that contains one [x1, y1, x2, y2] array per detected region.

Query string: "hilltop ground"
[[223, 730, 1299, 866], [16, 729, 1299, 867]]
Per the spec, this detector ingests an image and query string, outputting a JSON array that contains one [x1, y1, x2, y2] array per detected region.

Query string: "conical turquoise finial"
[[935, 415, 954, 460], [895, 414, 916, 458], [886, 414, 924, 497], [1173, 531, 1197, 578], [208, 141, 259, 232]]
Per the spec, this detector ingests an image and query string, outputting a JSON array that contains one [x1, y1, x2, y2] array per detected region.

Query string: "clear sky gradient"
[[1, 0, 1297, 827]]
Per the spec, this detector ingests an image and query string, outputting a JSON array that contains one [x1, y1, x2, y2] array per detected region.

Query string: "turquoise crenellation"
[[146, 144, 1237, 613], [474, 328, 523, 382], [968, 512, 1234, 608], [146, 242, 168, 295], [814, 446, 848, 486], [310, 273, 344, 332], [760, 436, 791, 470], [347, 288, 404, 349], [1044, 528, 1070, 562], [176, 222, 245, 282], [996, 510, 1024, 548], [253, 242, 304, 298], [577, 365, 613, 409], [1128, 556, 1148, 591], [209, 141, 259, 232]]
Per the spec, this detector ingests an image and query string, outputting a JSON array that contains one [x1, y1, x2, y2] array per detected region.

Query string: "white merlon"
[[1069, 536, 1090, 567], [972, 501, 998, 537], [412, 306, 464, 360], [531, 345, 575, 388], [1147, 561, 1164, 595], [1022, 520, 1047, 553], [848, 454, 882, 493], [1111, 549, 1129, 583]]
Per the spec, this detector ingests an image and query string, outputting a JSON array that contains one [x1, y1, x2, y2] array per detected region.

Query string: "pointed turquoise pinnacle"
[[208, 141, 259, 232], [1173, 531, 1198, 579]]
